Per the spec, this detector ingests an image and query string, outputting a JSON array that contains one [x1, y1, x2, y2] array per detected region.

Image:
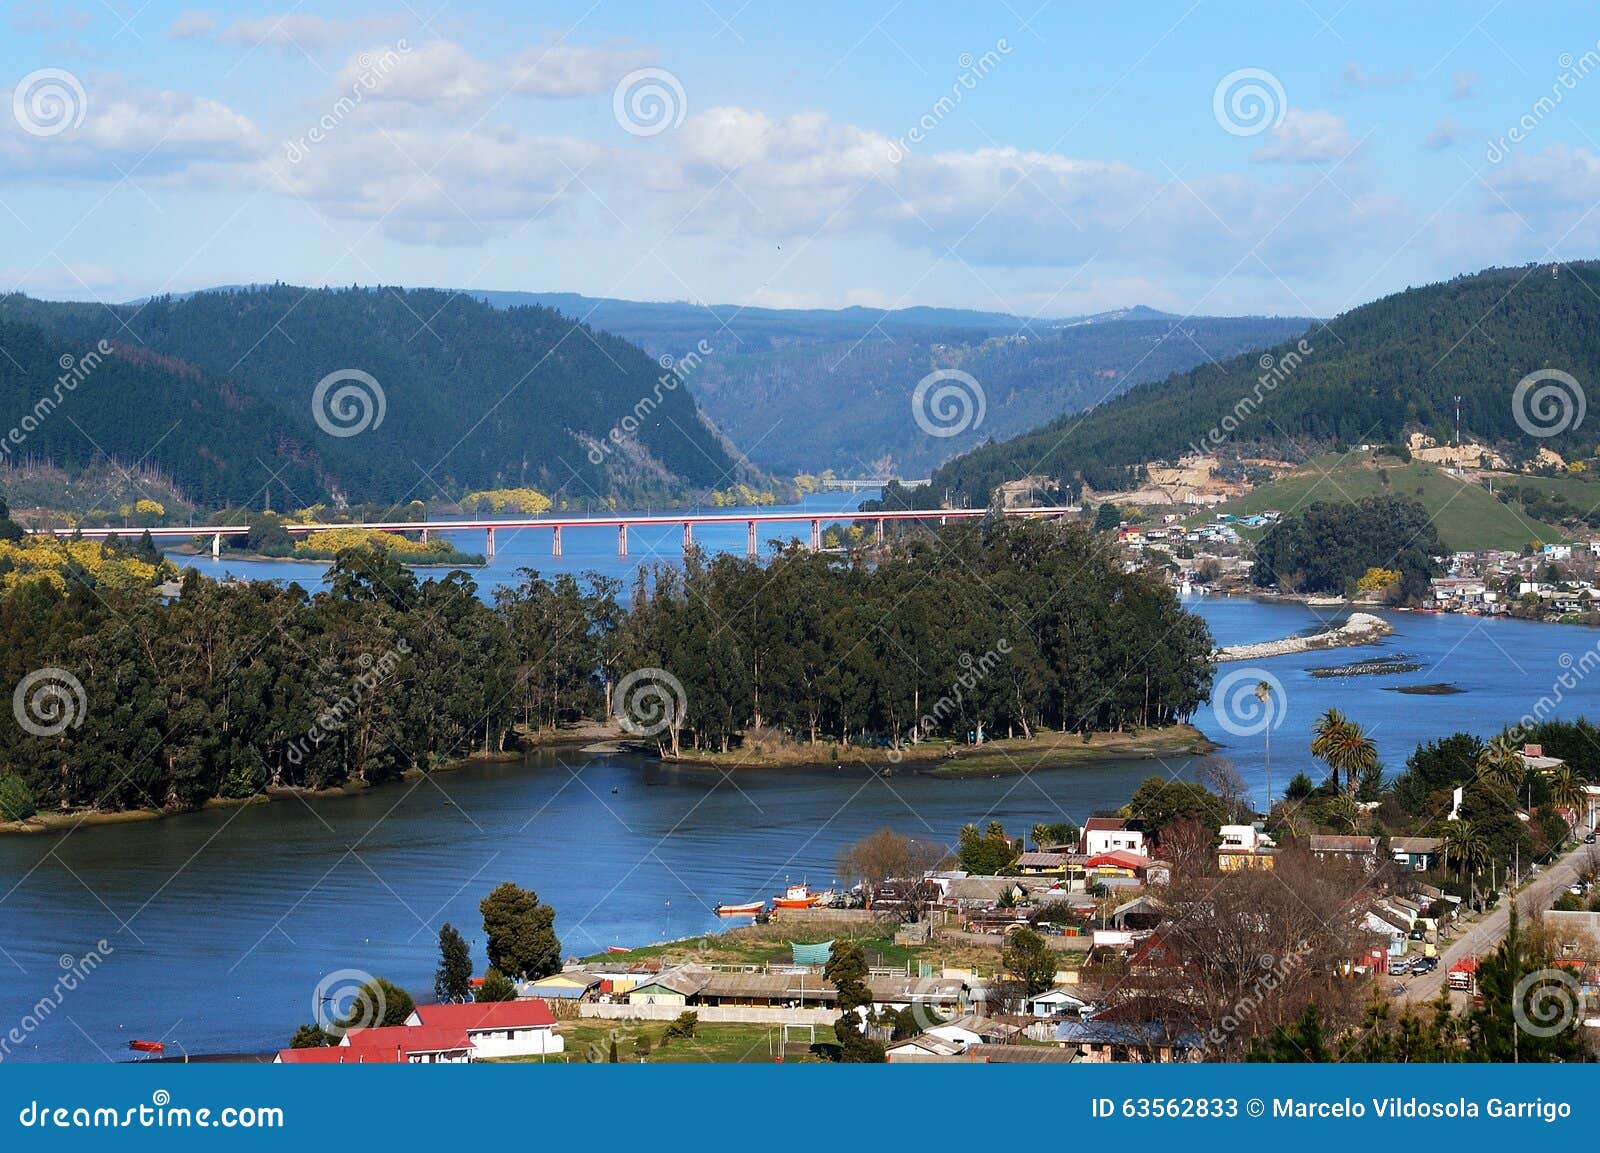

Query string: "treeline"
[[0, 519, 1214, 817], [1250, 496, 1441, 601], [624, 519, 1214, 754], [931, 261, 1600, 501]]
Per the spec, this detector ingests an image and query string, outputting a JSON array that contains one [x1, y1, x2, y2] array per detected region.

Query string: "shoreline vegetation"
[[0, 515, 1215, 832], [0, 721, 1213, 835], [651, 723, 1216, 775]]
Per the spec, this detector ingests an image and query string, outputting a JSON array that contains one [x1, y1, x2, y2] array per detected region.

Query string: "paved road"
[[1402, 839, 1593, 1003]]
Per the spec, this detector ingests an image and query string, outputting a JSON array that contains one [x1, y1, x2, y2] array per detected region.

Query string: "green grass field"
[[1194, 452, 1564, 551], [498, 1020, 835, 1063]]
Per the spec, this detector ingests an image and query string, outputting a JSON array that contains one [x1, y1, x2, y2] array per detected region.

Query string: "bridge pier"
[[809, 518, 820, 552], [618, 524, 629, 558], [875, 518, 885, 546], [682, 522, 692, 552], [552, 525, 563, 558], [420, 527, 430, 544], [485, 527, 495, 561], [211, 532, 221, 560], [746, 520, 757, 558]]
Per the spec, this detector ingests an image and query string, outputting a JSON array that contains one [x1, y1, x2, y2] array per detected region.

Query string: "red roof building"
[[274, 1045, 402, 1064], [408, 1000, 557, 1031], [406, 998, 565, 1059], [338, 1026, 474, 1063]]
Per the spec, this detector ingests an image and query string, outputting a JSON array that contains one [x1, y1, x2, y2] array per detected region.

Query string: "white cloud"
[[219, 13, 404, 53], [1251, 108, 1357, 164], [1484, 144, 1600, 216], [1424, 117, 1460, 151], [0, 81, 262, 181], [9, 1, 93, 35], [1450, 71, 1478, 100], [167, 9, 215, 40], [652, 108, 1394, 284], [1339, 63, 1412, 93], [332, 39, 654, 111], [268, 123, 604, 243]]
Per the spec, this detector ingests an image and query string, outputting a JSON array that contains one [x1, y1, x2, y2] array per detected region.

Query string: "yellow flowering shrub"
[[462, 488, 552, 515], [295, 528, 457, 558], [0, 538, 159, 592]]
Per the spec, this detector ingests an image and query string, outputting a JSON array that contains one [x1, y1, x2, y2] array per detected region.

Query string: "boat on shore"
[[773, 883, 834, 909], [714, 899, 765, 916]]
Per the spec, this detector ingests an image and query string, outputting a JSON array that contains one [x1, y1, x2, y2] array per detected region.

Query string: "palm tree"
[[1256, 680, 1274, 811], [1310, 708, 1378, 795], [1442, 819, 1487, 893], [1475, 734, 1524, 790], [1547, 764, 1586, 837]]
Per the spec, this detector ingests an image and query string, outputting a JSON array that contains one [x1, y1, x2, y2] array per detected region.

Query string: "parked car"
[[1586, 832, 1596, 844]]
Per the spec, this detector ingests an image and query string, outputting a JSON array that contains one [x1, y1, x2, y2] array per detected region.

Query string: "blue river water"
[[2, 500, 1599, 1061]]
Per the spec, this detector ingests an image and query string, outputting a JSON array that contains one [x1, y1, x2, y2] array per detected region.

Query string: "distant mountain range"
[[930, 261, 1600, 502], [0, 286, 745, 509], [462, 291, 1312, 477]]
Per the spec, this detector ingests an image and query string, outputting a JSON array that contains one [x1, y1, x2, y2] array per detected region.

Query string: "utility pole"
[[1454, 395, 1463, 446]]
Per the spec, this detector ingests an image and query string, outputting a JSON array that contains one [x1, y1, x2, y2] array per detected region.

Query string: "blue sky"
[[4, 0, 1600, 318]]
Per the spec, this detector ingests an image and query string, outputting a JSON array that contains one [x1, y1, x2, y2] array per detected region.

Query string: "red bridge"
[[37, 506, 1078, 560]]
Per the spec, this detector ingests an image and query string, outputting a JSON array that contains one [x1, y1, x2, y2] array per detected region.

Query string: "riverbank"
[[657, 724, 1216, 776], [1215, 611, 1392, 662], [166, 543, 486, 568], [0, 742, 543, 836]]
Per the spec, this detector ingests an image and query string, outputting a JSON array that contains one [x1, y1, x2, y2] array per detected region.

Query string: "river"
[[3, 505, 1599, 1061]]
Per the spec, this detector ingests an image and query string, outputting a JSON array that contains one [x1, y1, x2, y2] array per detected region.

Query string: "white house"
[[925, 1014, 1021, 1048], [1081, 817, 1147, 857], [1026, 988, 1090, 1019], [406, 999, 564, 1059]]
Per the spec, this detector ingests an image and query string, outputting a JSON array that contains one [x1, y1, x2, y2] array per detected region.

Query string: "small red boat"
[[715, 900, 765, 916], [128, 1040, 165, 1054]]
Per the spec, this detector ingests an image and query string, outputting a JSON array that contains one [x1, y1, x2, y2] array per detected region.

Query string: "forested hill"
[[467, 290, 1310, 476], [0, 319, 324, 509], [930, 261, 1600, 501], [0, 287, 744, 508]]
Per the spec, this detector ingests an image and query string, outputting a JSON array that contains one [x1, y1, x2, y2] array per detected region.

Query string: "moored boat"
[[128, 1040, 165, 1054], [772, 883, 828, 909], [714, 900, 765, 916]]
